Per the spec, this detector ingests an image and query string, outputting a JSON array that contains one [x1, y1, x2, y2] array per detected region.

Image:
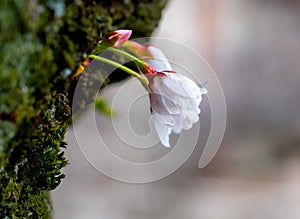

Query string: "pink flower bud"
[[113, 29, 132, 47], [102, 29, 132, 48], [123, 41, 155, 59]]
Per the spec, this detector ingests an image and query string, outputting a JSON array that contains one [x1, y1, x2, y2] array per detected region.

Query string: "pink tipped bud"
[[123, 41, 155, 59], [113, 30, 132, 47], [101, 29, 132, 48]]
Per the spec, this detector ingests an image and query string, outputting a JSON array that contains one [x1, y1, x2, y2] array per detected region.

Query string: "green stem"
[[88, 54, 148, 88], [107, 47, 144, 66]]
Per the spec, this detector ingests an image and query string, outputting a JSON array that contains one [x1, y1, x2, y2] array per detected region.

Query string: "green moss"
[[0, 0, 168, 217], [0, 92, 69, 217]]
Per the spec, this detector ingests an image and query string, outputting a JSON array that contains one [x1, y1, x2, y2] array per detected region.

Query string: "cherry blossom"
[[142, 46, 207, 147]]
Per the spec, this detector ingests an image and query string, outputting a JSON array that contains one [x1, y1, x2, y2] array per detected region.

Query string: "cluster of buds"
[[85, 30, 207, 147]]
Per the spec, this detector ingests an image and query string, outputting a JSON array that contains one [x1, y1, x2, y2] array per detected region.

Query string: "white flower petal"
[[199, 85, 208, 95], [149, 93, 179, 115], [144, 46, 172, 72], [153, 114, 173, 147], [171, 111, 199, 134], [171, 115, 183, 134], [144, 46, 207, 147], [154, 76, 191, 111], [182, 111, 199, 130], [161, 74, 202, 101]]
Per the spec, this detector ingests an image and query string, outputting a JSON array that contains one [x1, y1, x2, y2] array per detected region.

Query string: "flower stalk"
[[107, 47, 144, 66], [88, 54, 148, 88], [107, 46, 157, 75]]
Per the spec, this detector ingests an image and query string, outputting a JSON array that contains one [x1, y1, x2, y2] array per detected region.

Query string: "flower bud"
[[99, 29, 132, 49], [123, 41, 154, 59]]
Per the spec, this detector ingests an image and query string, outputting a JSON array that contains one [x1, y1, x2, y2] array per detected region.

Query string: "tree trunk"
[[0, 0, 167, 217]]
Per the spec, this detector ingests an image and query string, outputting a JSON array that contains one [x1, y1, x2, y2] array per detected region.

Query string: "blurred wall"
[[155, 0, 300, 172]]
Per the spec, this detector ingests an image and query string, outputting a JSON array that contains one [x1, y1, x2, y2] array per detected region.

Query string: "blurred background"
[[52, 0, 300, 218]]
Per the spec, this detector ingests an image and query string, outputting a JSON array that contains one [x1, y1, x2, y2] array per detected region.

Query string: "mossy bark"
[[0, 0, 167, 218]]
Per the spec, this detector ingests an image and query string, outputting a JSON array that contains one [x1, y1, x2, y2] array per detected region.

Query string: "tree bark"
[[0, 0, 167, 218]]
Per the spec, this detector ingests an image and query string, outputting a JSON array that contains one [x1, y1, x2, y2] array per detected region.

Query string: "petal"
[[144, 46, 172, 72], [198, 84, 208, 95], [152, 114, 173, 147], [149, 93, 179, 115], [171, 110, 199, 133], [114, 30, 132, 47], [151, 78, 182, 114], [160, 74, 203, 102], [150, 73, 205, 116], [187, 97, 202, 113], [171, 114, 183, 134], [153, 76, 189, 114], [181, 110, 199, 130]]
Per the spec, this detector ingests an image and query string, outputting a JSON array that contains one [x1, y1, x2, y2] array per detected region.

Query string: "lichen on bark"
[[0, 0, 167, 218]]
